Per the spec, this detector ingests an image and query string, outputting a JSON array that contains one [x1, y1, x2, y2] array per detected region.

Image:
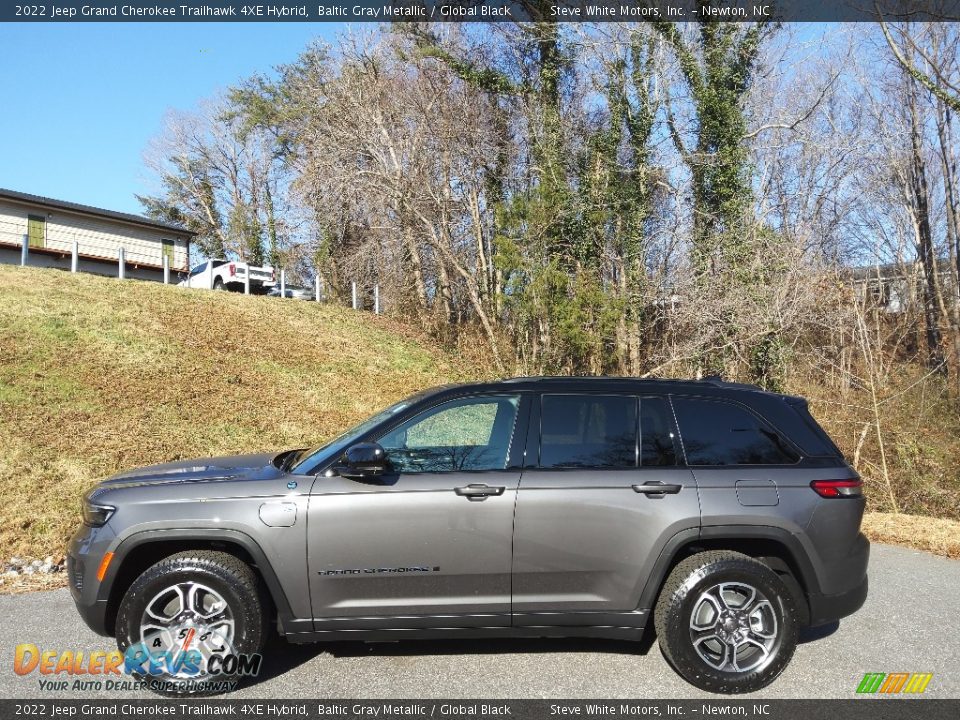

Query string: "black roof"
[[0, 188, 196, 237], [425, 375, 773, 398]]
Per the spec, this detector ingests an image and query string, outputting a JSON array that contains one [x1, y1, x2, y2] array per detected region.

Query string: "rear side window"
[[673, 398, 799, 466], [786, 399, 843, 457], [540, 395, 637, 468]]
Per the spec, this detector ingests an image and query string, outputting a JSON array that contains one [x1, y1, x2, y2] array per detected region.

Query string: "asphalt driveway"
[[1, 544, 957, 699]]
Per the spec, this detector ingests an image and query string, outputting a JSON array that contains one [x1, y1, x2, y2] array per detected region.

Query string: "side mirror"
[[338, 442, 388, 480]]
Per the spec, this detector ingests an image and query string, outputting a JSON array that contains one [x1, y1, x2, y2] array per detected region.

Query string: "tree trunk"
[[935, 102, 960, 373], [909, 93, 947, 374]]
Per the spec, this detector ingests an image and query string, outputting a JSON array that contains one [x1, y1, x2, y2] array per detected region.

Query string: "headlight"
[[82, 500, 115, 527]]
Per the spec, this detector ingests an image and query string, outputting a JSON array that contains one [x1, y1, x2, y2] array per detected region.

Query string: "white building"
[[0, 188, 195, 281]]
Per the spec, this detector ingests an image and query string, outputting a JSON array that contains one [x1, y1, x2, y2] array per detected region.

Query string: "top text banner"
[[4, 0, 960, 22]]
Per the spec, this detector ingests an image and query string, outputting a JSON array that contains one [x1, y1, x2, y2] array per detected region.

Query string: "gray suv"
[[68, 377, 868, 694]]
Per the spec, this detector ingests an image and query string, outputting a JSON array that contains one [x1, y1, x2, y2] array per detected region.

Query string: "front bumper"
[[66, 522, 116, 636]]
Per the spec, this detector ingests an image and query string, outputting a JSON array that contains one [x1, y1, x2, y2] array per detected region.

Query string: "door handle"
[[455, 484, 505, 501], [632, 482, 682, 496]]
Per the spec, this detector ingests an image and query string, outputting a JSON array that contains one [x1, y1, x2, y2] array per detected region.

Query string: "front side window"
[[189, 261, 207, 276], [539, 395, 637, 468], [673, 398, 799, 466], [378, 395, 520, 473]]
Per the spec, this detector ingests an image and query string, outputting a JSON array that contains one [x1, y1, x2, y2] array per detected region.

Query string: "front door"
[[307, 393, 527, 631], [512, 394, 699, 626]]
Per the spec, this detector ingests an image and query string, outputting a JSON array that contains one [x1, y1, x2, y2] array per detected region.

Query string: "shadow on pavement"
[[799, 621, 839, 644], [241, 632, 657, 689]]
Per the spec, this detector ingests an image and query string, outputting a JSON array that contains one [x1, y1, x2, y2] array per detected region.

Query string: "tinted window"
[[640, 398, 677, 466], [540, 395, 637, 468], [378, 395, 519, 473], [673, 398, 799, 466], [189, 262, 208, 276]]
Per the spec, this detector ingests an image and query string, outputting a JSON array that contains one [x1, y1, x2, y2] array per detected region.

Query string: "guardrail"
[[4, 227, 382, 313]]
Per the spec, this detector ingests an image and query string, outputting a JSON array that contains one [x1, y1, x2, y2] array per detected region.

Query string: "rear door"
[[511, 394, 699, 626]]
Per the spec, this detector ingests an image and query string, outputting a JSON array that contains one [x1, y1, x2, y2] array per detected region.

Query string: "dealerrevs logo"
[[13, 641, 262, 694]]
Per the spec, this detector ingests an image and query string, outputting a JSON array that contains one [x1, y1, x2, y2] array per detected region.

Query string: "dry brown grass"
[[0, 266, 480, 563], [0, 572, 66, 594], [862, 512, 960, 559]]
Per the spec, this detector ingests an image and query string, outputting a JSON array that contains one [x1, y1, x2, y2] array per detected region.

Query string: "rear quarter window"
[[672, 397, 799, 466]]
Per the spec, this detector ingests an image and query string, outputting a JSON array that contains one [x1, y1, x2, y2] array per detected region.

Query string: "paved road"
[[1, 544, 957, 700]]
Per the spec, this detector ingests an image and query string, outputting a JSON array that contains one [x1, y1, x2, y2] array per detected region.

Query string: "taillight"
[[229, 263, 236, 277], [810, 479, 862, 498]]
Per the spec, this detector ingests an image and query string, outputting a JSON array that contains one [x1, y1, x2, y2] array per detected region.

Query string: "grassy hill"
[[1, 265, 958, 580], [0, 266, 479, 562]]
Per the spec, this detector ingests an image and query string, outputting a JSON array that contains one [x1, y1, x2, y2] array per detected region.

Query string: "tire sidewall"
[[666, 561, 798, 693]]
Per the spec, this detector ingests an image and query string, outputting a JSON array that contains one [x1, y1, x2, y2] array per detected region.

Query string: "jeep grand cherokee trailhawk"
[[68, 376, 869, 694]]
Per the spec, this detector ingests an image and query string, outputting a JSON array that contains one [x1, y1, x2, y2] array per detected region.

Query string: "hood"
[[95, 452, 281, 491]]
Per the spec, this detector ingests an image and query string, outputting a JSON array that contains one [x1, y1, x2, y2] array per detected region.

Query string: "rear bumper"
[[807, 573, 868, 626], [805, 530, 870, 626]]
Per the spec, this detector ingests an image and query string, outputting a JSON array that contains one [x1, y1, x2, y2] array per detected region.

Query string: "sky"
[[0, 23, 342, 215]]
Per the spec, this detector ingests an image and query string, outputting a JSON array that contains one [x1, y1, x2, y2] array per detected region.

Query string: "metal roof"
[[0, 188, 196, 237]]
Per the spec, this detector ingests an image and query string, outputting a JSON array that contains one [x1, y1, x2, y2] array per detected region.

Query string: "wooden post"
[[71, 240, 79, 273], [315, 275, 322, 302], [118, 247, 126, 280], [208, 264, 214, 290], [351, 281, 358, 310], [280, 269, 286, 298], [162, 254, 170, 284], [374, 284, 380, 315], [21, 234, 28, 266]]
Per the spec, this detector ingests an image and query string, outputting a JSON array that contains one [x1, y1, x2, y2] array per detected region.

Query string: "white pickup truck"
[[179, 259, 275, 294]]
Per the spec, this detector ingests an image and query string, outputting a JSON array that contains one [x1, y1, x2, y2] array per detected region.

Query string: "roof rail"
[[697, 375, 763, 391], [497, 374, 765, 391]]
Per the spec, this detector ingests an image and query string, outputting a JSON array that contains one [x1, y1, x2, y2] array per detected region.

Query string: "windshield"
[[288, 398, 416, 474]]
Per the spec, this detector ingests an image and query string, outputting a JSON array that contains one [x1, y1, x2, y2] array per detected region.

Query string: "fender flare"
[[636, 524, 822, 612], [98, 528, 295, 622]]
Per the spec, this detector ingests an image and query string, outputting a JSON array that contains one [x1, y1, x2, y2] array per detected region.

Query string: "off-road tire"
[[213, 278, 225, 290], [115, 551, 267, 696], [654, 551, 798, 694]]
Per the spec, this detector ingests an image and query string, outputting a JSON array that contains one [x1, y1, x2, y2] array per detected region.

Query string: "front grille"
[[67, 556, 83, 592]]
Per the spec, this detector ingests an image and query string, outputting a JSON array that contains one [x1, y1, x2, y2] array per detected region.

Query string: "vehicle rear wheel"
[[213, 278, 225, 291], [654, 551, 798, 694], [115, 551, 266, 696]]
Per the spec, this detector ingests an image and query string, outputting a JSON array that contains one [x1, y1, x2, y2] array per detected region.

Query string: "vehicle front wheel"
[[654, 551, 798, 694], [115, 551, 267, 696]]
